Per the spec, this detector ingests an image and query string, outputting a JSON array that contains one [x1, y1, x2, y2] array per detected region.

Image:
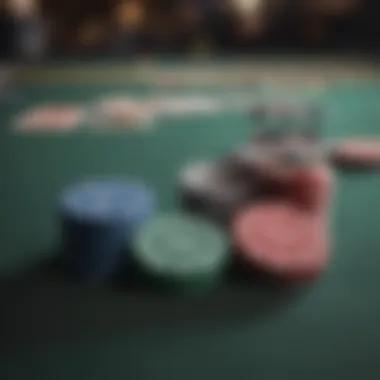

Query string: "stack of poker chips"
[[232, 165, 333, 282], [175, 104, 334, 282], [59, 179, 155, 281], [250, 102, 322, 141], [59, 179, 231, 293], [178, 102, 325, 224], [134, 213, 229, 294], [179, 160, 255, 226], [56, 103, 337, 289], [178, 133, 327, 228]]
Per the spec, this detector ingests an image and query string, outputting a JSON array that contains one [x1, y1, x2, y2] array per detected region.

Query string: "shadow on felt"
[[0, 252, 312, 349]]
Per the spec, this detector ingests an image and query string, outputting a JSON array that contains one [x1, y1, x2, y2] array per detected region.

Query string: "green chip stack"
[[134, 213, 229, 294]]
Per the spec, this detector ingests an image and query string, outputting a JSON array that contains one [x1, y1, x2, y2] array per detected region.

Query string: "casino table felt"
[[2, 61, 380, 380]]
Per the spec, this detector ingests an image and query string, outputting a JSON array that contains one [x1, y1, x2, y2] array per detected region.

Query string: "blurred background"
[[0, 0, 379, 61]]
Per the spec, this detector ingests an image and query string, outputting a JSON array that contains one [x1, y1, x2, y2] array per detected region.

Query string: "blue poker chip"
[[59, 179, 156, 281], [60, 179, 155, 224]]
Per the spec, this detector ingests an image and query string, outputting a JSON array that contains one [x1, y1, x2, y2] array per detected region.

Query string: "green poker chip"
[[134, 213, 230, 293]]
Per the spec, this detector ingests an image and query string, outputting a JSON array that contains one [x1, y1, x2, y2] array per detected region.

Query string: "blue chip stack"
[[59, 179, 155, 281]]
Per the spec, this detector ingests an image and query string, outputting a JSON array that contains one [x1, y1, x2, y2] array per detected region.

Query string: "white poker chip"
[[180, 161, 252, 214], [147, 96, 220, 117], [180, 161, 215, 194], [180, 161, 232, 198], [232, 144, 264, 165], [230, 143, 279, 172], [92, 97, 154, 129]]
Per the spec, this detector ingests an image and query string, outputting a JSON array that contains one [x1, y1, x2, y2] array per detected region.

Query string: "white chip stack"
[[179, 160, 253, 225]]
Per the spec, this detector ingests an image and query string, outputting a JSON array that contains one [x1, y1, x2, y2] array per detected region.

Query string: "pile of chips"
[[57, 102, 380, 292], [177, 102, 335, 282], [59, 178, 231, 293], [58, 156, 333, 292]]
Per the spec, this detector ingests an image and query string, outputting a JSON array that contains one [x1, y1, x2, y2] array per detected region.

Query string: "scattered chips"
[[91, 97, 154, 129], [332, 139, 380, 168], [146, 96, 221, 117], [14, 104, 84, 132]]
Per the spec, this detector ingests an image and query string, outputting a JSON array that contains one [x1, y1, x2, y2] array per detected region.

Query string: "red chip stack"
[[233, 203, 330, 281], [232, 164, 334, 282]]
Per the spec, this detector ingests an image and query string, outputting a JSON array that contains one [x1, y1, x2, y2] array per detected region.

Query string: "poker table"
[[2, 59, 380, 380]]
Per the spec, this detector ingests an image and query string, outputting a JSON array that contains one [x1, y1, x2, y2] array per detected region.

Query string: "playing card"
[[14, 103, 84, 132]]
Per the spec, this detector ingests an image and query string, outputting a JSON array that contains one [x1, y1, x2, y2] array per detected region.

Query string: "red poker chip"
[[233, 202, 330, 281], [333, 140, 380, 167], [16, 105, 83, 131]]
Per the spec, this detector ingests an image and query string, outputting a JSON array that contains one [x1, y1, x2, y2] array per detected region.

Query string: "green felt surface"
[[2, 62, 380, 380]]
